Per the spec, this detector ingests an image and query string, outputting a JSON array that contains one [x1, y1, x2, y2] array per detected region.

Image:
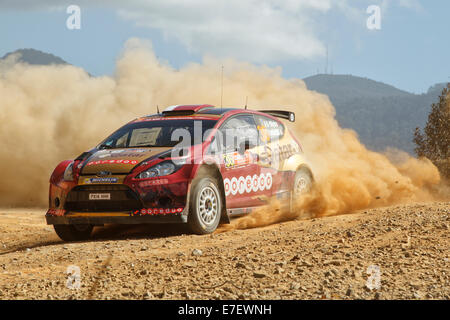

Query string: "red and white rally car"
[[46, 104, 313, 241]]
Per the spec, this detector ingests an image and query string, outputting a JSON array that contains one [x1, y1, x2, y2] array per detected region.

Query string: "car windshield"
[[99, 119, 218, 149]]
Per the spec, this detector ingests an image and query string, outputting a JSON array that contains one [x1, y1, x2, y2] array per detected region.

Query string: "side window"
[[255, 115, 285, 143], [115, 132, 129, 148], [220, 115, 258, 153]]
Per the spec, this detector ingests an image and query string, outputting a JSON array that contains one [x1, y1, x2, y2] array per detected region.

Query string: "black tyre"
[[187, 176, 222, 235], [53, 224, 94, 242]]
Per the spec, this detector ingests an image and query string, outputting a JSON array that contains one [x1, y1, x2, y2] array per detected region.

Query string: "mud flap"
[[220, 211, 231, 224]]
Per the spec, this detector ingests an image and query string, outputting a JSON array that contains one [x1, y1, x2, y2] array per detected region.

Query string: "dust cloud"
[[0, 39, 446, 221]]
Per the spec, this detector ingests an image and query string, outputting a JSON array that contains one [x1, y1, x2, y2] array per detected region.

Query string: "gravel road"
[[0, 202, 448, 300]]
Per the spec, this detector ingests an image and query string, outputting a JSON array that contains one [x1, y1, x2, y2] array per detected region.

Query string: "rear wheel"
[[290, 168, 313, 212], [188, 177, 222, 235], [53, 224, 93, 242], [293, 168, 313, 197]]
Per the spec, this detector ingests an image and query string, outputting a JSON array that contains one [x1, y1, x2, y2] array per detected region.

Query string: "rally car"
[[46, 104, 313, 241]]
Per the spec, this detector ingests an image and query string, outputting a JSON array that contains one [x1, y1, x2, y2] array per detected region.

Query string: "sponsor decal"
[[97, 150, 147, 159], [135, 116, 214, 122], [257, 117, 284, 142], [224, 154, 234, 168], [257, 125, 270, 142], [47, 208, 65, 216], [138, 179, 169, 188], [129, 149, 148, 153], [223, 151, 253, 168], [86, 159, 139, 166], [262, 119, 279, 128], [258, 143, 299, 166], [132, 207, 184, 216], [84, 177, 118, 184], [223, 172, 272, 196], [276, 143, 299, 161]]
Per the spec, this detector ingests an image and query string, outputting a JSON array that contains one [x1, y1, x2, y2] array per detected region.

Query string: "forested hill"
[[303, 74, 446, 154]]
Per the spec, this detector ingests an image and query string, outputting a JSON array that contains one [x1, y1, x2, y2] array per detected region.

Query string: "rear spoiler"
[[258, 110, 295, 122]]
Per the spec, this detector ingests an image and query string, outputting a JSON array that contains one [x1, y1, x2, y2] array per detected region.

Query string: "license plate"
[[89, 193, 111, 200]]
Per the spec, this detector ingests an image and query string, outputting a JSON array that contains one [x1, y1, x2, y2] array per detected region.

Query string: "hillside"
[[303, 74, 444, 154], [304, 74, 412, 102], [1, 48, 68, 66]]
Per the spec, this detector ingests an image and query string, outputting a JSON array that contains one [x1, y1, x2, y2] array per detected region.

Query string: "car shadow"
[[91, 223, 190, 241], [0, 239, 62, 256], [0, 224, 192, 256]]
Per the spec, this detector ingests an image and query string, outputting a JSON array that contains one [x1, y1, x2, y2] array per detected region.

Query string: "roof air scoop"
[[162, 104, 215, 116]]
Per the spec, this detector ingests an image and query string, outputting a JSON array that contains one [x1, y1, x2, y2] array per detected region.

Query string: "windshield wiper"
[[132, 144, 170, 148]]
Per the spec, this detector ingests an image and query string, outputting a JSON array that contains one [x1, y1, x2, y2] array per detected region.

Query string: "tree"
[[414, 83, 450, 177]]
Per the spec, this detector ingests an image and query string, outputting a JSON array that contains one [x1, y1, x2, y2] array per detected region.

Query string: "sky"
[[0, 0, 449, 94]]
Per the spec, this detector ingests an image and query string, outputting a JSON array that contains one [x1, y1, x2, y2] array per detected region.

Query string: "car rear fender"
[[280, 154, 309, 173]]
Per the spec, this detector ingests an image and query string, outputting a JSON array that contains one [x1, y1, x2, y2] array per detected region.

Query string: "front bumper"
[[46, 209, 188, 225], [47, 176, 191, 225]]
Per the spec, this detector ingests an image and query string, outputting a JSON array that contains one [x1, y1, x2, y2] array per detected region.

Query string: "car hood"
[[80, 147, 172, 175]]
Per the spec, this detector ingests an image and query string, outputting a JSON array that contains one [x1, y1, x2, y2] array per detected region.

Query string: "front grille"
[[65, 184, 142, 212]]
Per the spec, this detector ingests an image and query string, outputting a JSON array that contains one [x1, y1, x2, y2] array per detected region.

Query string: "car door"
[[218, 114, 268, 208], [253, 115, 287, 198]]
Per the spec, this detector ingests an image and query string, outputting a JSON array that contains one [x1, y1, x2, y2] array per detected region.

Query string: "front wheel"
[[187, 177, 222, 235], [53, 224, 93, 242]]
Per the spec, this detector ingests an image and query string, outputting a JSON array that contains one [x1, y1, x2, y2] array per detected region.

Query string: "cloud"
[[1, 0, 342, 61], [0, 0, 65, 11], [115, 0, 335, 63], [380, 0, 424, 15], [0, 0, 424, 63], [398, 0, 423, 11], [104, 0, 423, 62]]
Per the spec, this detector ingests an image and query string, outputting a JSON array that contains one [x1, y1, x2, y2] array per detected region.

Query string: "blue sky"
[[0, 0, 448, 94]]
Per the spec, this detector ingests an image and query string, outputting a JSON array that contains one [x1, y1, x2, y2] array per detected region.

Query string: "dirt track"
[[0, 202, 448, 300]]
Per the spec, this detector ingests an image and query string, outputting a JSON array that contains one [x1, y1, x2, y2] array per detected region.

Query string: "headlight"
[[136, 161, 178, 179], [63, 162, 74, 181]]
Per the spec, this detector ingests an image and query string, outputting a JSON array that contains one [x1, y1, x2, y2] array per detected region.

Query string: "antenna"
[[245, 96, 248, 109], [157, 105, 160, 114], [220, 65, 224, 110]]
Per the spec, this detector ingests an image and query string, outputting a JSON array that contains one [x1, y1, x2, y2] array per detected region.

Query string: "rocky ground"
[[0, 202, 448, 300]]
